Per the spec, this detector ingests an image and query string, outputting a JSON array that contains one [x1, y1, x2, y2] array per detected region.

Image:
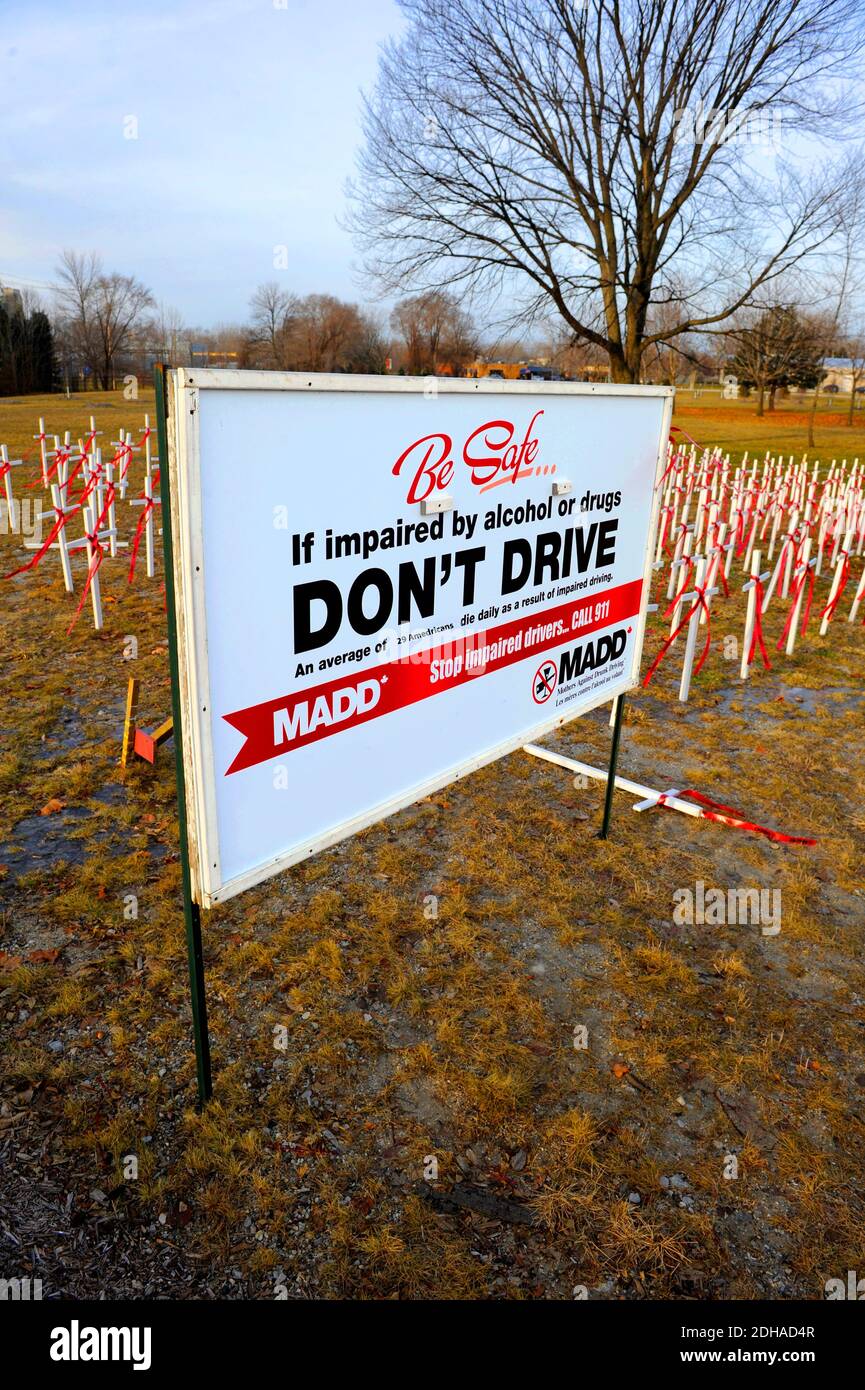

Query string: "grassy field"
[[0, 388, 159, 463], [0, 387, 863, 1300], [673, 388, 865, 463]]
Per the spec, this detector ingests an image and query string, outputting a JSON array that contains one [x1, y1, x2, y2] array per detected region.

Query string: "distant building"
[[821, 357, 860, 393], [0, 285, 24, 315], [189, 346, 239, 369], [576, 362, 610, 382], [465, 358, 574, 381], [465, 356, 611, 382], [465, 360, 525, 380]]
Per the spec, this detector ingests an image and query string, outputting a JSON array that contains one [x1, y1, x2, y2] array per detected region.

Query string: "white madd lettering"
[[273, 679, 381, 746]]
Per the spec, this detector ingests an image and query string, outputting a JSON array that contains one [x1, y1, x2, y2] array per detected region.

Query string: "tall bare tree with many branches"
[[56, 251, 154, 389], [350, 0, 864, 382], [390, 291, 477, 374]]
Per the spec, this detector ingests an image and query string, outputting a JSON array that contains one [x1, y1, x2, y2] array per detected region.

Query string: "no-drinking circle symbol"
[[532, 659, 558, 704]]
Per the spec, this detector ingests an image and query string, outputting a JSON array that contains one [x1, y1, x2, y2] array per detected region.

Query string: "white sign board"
[[165, 371, 673, 906]]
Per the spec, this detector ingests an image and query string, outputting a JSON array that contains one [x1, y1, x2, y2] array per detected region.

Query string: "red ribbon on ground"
[[655, 789, 816, 846]]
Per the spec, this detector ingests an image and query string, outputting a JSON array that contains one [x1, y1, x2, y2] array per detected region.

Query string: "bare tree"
[[640, 293, 707, 385], [91, 273, 155, 388], [350, 0, 865, 382], [248, 282, 300, 367], [725, 303, 823, 416], [838, 334, 865, 424], [153, 302, 187, 363], [343, 308, 389, 373], [247, 288, 387, 373], [799, 173, 865, 444], [55, 250, 101, 383], [55, 251, 154, 388], [288, 295, 354, 371], [390, 290, 477, 373]]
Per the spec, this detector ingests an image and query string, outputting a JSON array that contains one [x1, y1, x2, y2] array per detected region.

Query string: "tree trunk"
[[756, 387, 764, 417], [607, 350, 640, 384], [807, 384, 819, 449]]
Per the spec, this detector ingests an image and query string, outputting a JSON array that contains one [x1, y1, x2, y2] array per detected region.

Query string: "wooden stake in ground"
[[120, 677, 140, 768]]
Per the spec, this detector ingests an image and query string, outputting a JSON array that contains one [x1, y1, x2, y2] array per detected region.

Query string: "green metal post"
[[599, 693, 626, 841], [154, 364, 213, 1107]]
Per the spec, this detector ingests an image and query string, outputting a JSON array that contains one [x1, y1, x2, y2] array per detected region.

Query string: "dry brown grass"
[[1, 392, 864, 1299]]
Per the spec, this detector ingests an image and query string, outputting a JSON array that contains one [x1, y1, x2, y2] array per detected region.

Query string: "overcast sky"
[[0, 0, 404, 324]]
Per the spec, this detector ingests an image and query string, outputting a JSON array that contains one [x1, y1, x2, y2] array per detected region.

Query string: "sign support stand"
[[599, 693, 626, 839], [154, 364, 213, 1109]]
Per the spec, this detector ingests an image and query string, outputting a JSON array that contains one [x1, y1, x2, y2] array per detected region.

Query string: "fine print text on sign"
[[165, 372, 673, 905]]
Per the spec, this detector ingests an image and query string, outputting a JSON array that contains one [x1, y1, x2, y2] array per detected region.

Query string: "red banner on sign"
[[222, 577, 643, 774]]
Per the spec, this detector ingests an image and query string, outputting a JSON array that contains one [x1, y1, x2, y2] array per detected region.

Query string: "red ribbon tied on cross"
[[776, 562, 814, 651], [128, 494, 156, 583], [2, 503, 75, 580], [644, 583, 712, 687], [66, 531, 104, 635], [748, 577, 771, 671], [819, 550, 851, 625]]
